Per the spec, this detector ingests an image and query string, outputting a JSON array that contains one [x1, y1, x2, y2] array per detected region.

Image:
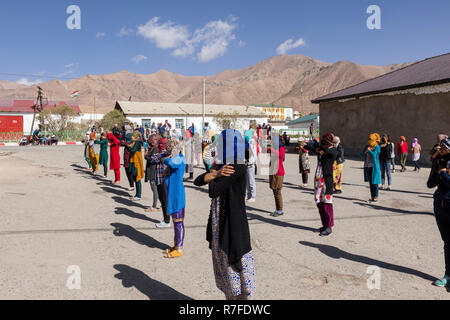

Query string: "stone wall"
[[319, 91, 450, 166]]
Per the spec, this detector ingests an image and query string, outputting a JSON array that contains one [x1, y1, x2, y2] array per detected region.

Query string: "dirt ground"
[[0, 146, 449, 300]]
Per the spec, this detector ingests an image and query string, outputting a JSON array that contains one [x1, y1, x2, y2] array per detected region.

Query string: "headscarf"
[[400, 136, 406, 141], [441, 138, 450, 151], [437, 134, 448, 144], [333, 136, 340, 147], [166, 138, 182, 158], [321, 133, 335, 148], [216, 129, 245, 167], [159, 137, 168, 152], [368, 133, 381, 148], [149, 134, 161, 148], [412, 138, 418, 148], [89, 132, 96, 140], [132, 131, 142, 141]]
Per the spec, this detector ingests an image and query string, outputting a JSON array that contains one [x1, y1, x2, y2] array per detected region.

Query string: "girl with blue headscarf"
[[194, 129, 255, 300]]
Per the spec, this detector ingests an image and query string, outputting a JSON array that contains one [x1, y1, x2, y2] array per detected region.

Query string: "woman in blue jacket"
[[163, 138, 186, 258], [361, 133, 381, 202]]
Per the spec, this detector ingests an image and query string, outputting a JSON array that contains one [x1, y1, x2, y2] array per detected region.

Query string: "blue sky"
[[0, 0, 449, 85]]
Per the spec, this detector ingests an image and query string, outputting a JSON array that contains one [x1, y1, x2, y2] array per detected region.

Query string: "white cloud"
[[57, 70, 74, 78], [118, 26, 133, 37], [96, 32, 106, 39], [276, 37, 306, 55], [137, 16, 238, 62], [131, 54, 148, 64], [17, 78, 43, 86], [137, 17, 190, 49], [238, 40, 246, 47]]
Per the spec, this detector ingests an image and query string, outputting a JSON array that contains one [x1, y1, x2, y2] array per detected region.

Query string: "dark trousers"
[[364, 167, 379, 200], [157, 183, 170, 223], [317, 202, 334, 228], [434, 199, 450, 275], [413, 160, 420, 170], [301, 172, 308, 184], [125, 167, 134, 188], [149, 180, 158, 208]]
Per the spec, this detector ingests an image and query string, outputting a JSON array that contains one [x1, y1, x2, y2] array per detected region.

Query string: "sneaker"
[[303, 184, 308, 187], [270, 211, 277, 217], [155, 221, 171, 228], [381, 185, 386, 190], [130, 196, 141, 201], [314, 227, 326, 233], [433, 275, 449, 287], [319, 228, 332, 236], [246, 198, 256, 203], [387, 186, 391, 190], [128, 187, 135, 191]]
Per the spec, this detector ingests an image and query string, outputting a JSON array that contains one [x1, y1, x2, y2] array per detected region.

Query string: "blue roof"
[[286, 114, 319, 125]]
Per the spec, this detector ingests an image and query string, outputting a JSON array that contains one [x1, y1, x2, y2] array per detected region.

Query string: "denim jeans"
[[380, 161, 392, 186], [364, 167, 379, 199], [246, 166, 256, 199]]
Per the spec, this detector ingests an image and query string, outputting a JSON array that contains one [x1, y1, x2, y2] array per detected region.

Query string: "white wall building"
[[115, 101, 268, 133]]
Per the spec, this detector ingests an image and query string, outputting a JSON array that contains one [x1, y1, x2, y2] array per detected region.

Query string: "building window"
[[175, 119, 184, 129]]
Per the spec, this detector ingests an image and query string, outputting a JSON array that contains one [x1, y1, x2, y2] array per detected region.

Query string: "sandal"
[[162, 246, 175, 254], [164, 248, 183, 258]]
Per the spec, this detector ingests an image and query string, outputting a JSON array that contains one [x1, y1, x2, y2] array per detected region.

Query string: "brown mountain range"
[[0, 54, 409, 115]]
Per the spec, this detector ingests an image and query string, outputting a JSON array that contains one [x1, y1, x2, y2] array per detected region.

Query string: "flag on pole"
[[71, 91, 80, 98]]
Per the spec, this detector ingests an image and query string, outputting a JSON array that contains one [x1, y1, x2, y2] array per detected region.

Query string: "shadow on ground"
[[299, 241, 436, 282], [111, 222, 170, 251], [114, 264, 193, 300]]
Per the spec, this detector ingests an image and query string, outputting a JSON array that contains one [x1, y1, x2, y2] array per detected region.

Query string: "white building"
[[0, 100, 81, 138], [114, 101, 268, 133]]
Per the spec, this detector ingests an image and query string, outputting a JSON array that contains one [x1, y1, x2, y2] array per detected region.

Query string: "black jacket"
[[336, 144, 345, 165], [320, 146, 338, 177], [380, 143, 393, 162], [194, 164, 251, 271], [144, 147, 158, 182]]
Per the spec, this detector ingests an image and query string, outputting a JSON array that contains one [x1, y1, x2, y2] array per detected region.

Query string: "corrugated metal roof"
[[115, 101, 267, 117], [0, 100, 81, 113], [312, 52, 450, 103], [286, 114, 319, 125]]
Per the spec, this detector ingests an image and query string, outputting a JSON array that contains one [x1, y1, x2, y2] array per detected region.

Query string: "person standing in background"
[[95, 133, 109, 178], [361, 133, 381, 202], [268, 136, 286, 217], [127, 131, 145, 201], [245, 130, 257, 202], [379, 134, 393, 190], [333, 136, 344, 194], [145, 134, 162, 213], [107, 131, 121, 184], [314, 133, 338, 236], [411, 138, 422, 172], [295, 138, 310, 188], [397, 136, 408, 172], [389, 135, 396, 173]]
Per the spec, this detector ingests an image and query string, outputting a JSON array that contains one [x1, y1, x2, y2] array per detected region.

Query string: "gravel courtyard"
[[0, 146, 448, 299]]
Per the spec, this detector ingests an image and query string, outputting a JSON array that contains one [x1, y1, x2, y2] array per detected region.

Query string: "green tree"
[[39, 105, 78, 134], [100, 110, 128, 130], [213, 111, 240, 131]]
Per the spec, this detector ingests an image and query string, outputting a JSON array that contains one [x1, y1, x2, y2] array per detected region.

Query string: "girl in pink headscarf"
[[411, 138, 422, 172]]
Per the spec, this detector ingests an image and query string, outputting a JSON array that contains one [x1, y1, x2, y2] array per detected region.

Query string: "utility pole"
[[202, 79, 205, 134], [30, 86, 43, 135]]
